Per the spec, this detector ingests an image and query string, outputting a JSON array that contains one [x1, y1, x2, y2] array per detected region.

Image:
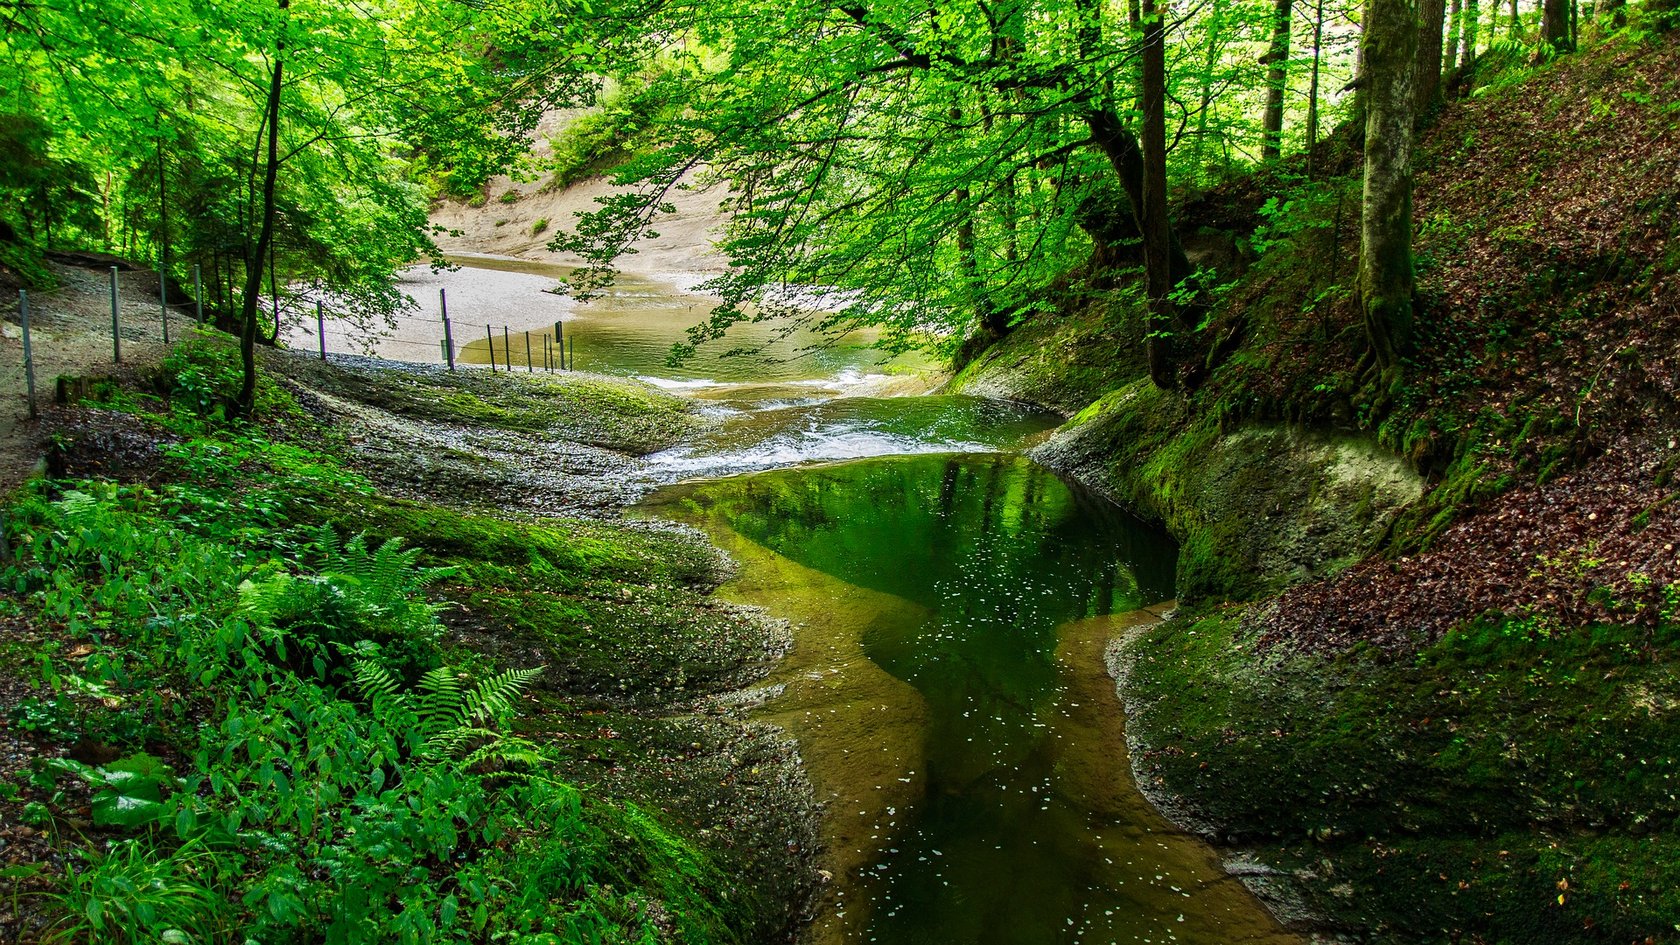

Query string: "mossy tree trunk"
[[1461, 0, 1480, 68], [1359, 0, 1419, 375], [1140, 0, 1176, 389], [1261, 0, 1293, 161], [1445, 0, 1462, 75]]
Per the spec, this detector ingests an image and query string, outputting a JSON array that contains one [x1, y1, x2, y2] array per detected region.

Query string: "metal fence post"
[[440, 289, 455, 371], [19, 290, 37, 420], [525, 332, 533, 372], [503, 326, 511, 371], [486, 324, 495, 372], [316, 300, 327, 361], [110, 266, 121, 363]]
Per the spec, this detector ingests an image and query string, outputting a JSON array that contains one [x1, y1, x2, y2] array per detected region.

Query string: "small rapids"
[[644, 395, 1060, 480]]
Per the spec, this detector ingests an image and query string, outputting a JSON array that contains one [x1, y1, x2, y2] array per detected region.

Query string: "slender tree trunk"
[[1417, 0, 1447, 112], [1462, 0, 1480, 67], [1542, 0, 1572, 47], [1085, 110, 1193, 288], [1510, 0, 1522, 37], [1306, 0, 1325, 174], [1140, 0, 1176, 389], [1359, 0, 1420, 374], [1446, 0, 1463, 74], [237, 0, 288, 418], [1194, 12, 1221, 176], [1262, 0, 1293, 160]]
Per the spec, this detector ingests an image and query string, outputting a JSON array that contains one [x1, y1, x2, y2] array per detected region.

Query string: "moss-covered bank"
[[1118, 612, 1680, 944], [948, 31, 1680, 945], [1032, 380, 1421, 603]]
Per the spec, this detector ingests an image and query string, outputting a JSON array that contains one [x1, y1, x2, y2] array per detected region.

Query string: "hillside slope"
[[957, 31, 1680, 945]]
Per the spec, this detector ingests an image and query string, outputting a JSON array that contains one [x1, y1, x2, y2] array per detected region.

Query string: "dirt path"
[[0, 262, 196, 493]]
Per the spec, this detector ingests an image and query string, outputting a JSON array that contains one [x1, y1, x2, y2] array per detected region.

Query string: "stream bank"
[[0, 332, 827, 942], [940, 33, 1680, 944]]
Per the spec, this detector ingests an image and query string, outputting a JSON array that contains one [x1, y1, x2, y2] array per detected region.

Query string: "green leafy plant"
[[356, 662, 544, 766], [45, 753, 180, 828], [237, 529, 449, 680], [49, 838, 226, 945]]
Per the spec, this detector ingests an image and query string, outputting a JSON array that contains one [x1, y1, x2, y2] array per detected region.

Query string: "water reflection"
[[422, 255, 934, 385], [657, 456, 1293, 945]]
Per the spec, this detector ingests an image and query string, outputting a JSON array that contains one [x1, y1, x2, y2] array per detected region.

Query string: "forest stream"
[[420, 258, 1304, 945]]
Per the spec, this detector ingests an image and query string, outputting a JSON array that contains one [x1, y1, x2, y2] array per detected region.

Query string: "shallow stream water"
[[440, 256, 1298, 945]]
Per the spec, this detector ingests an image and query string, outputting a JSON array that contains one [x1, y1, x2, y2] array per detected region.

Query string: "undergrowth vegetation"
[[0, 335, 754, 943]]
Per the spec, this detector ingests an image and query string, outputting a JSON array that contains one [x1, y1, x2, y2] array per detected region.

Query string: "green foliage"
[[46, 753, 181, 828], [49, 838, 228, 945], [547, 69, 686, 191], [531, 217, 550, 236], [237, 529, 447, 681], [0, 0, 604, 333], [355, 661, 544, 765], [0, 361, 754, 944]]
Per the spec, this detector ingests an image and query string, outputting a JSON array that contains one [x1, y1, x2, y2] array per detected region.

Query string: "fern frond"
[[353, 660, 403, 703], [461, 667, 543, 727], [462, 735, 544, 774], [422, 725, 498, 760], [414, 667, 466, 737]]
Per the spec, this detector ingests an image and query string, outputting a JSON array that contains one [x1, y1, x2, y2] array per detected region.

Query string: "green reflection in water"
[[664, 455, 1309, 945]]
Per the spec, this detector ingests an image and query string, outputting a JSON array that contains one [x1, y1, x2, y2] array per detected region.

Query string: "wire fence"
[[4, 264, 582, 421]]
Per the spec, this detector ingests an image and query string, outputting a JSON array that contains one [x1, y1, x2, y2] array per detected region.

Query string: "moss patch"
[[271, 352, 703, 455], [1123, 609, 1680, 944], [1034, 380, 1421, 603]]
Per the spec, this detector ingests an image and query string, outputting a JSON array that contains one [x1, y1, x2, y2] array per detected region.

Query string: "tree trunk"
[[1446, 0, 1463, 75], [1193, 10, 1222, 176], [1359, 0, 1420, 374], [1306, 0, 1326, 174], [1462, 0, 1480, 68], [1262, 0, 1293, 160], [1604, 0, 1625, 27], [1417, 0, 1447, 112], [1542, 0, 1572, 47], [1510, 0, 1522, 37], [156, 138, 170, 306], [237, 0, 288, 418], [1140, 0, 1176, 389], [1085, 109, 1194, 290]]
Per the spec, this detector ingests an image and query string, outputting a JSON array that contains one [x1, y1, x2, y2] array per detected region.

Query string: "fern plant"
[[237, 528, 454, 680], [355, 662, 545, 770]]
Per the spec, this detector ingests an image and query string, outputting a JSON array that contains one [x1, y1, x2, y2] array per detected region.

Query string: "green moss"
[[946, 294, 1150, 414], [1124, 610, 1680, 944], [303, 493, 775, 705], [273, 356, 702, 454]]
